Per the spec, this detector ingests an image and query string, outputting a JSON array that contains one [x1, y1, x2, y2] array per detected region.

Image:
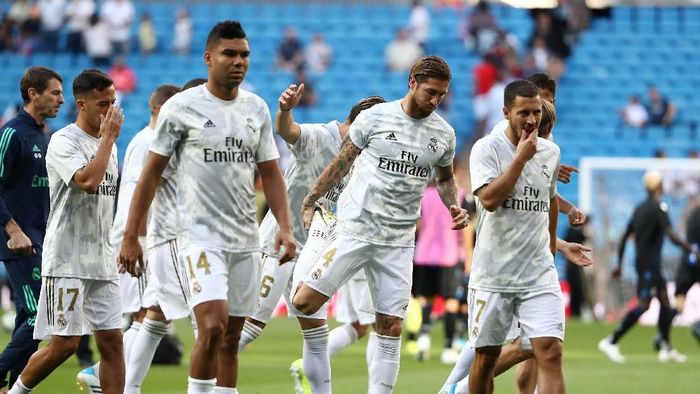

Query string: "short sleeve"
[[289, 124, 319, 161], [47, 133, 88, 186], [255, 103, 280, 163], [348, 110, 373, 149], [469, 139, 499, 195], [150, 100, 185, 158], [550, 155, 560, 199], [657, 204, 671, 230], [436, 131, 455, 167]]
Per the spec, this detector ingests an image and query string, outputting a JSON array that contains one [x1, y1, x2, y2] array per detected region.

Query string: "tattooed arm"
[[435, 165, 469, 230], [301, 136, 362, 229]]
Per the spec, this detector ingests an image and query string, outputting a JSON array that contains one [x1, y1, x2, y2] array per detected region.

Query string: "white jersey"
[[259, 121, 344, 256], [337, 100, 455, 247], [469, 127, 560, 292], [150, 84, 279, 253], [110, 126, 151, 248], [43, 123, 119, 280], [146, 160, 178, 250]]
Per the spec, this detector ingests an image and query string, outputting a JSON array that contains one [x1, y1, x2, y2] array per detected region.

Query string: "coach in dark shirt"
[[598, 171, 697, 364], [0, 67, 64, 389]]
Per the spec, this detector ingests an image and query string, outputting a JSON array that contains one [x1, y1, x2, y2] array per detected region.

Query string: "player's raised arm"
[[435, 165, 468, 230], [275, 83, 305, 145], [120, 152, 169, 276], [301, 136, 362, 229]]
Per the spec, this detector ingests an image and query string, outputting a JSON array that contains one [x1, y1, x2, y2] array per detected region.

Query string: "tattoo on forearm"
[[437, 177, 459, 208], [306, 136, 361, 206]]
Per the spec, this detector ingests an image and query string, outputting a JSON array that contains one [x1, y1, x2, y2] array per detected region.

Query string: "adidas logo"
[[385, 133, 397, 141], [32, 144, 41, 152], [203, 119, 216, 128]]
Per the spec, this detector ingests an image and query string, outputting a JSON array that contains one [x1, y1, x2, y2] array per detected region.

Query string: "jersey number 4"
[[186, 252, 212, 278]]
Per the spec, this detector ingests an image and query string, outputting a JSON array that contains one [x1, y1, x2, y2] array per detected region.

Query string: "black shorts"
[[636, 267, 666, 301], [412, 264, 460, 298], [675, 259, 700, 296]]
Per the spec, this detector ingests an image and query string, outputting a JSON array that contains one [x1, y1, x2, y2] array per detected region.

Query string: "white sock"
[[445, 346, 475, 384], [302, 324, 331, 394], [7, 377, 31, 394], [123, 321, 142, 365], [455, 374, 470, 394], [328, 323, 358, 357], [124, 318, 170, 393], [370, 334, 401, 394], [366, 332, 377, 373], [238, 320, 263, 353], [213, 387, 238, 393], [187, 377, 216, 394]]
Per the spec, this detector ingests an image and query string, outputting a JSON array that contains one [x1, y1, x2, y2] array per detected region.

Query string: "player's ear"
[[502, 106, 509, 119], [204, 50, 212, 67]]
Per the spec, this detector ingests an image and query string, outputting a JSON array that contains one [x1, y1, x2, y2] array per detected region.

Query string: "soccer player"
[[118, 21, 295, 394], [237, 83, 384, 394], [0, 67, 64, 390], [294, 56, 468, 394], [76, 84, 183, 394], [673, 200, 700, 343], [598, 171, 697, 363], [467, 80, 563, 394], [8, 69, 124, 394]]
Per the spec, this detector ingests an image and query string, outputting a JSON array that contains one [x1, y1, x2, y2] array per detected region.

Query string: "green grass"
[[6, 319, 698, 393]]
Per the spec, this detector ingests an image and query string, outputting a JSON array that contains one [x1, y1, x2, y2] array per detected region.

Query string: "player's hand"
[[274, 227, 296, 264], [279, 83, 305, 111], [450, 205, 469, 230], [6, 229, 34, 256], [515, 128, 538, 163], [558, 164, 578, 184], [611, 266, 622, 279], [99, 104, 124, 142], [118, 235, 145, 277], [560, 241, 593, 267], [567, 206, 586, 226]]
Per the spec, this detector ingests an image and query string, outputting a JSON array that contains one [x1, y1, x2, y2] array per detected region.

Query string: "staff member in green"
[[0, 66, 64, 390]]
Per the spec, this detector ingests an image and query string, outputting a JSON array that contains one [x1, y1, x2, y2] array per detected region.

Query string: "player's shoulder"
[[51, 123, 81, 140], [472, 132, 500, 152], [237, 88, 269, 110], [300, 120, 338, 136], [126, 126, 153, 148], [538, 137, 560, 156], [428, 111, 454, 132]]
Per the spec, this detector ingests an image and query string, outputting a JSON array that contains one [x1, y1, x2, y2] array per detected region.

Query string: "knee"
[[376, 316, 403, 337], [220, 331, 241, 355], [198, 320, 227, 349], [637, 300, 651, 312], [51, 337, 82, 359], [536, 341, 562, 369], [352, 322, 368, 339], [292, 286, 322, 316], [475, 347, 501, 369], [95, 331, 124, 358]]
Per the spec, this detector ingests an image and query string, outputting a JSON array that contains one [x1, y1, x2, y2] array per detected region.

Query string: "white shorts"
[[505, 320, 532, 350], [467, 287, 565, 348], [180, 247, 261, 317], [250, 252, 296, 324], [335, 273, 375, 326], [287, 208, 338, 320], [142, 240, 191, 321], [35, 277, 122, 340], [303, 233, 414, 319], [120, 272, 148, 314]]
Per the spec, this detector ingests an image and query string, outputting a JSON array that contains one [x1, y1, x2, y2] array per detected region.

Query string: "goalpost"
[[578, 157, 700, 325]]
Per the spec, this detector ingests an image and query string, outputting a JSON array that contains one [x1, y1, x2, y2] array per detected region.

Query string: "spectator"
[[38, 0, 65, 53], [530, 10, 570, 59], [385, 28, 423, 72], [276, 27, 304, 72], [100, 0, 134, 55], [18, 5, 41, 56], [460, 0, 498, 54], [304, 33, 333, 75], [172, 7, 192, 55], [472, 53, 501, 135], [8, 0, 32, 25], [530, 36, 550, 72], [108, 55, 137, 103], [0, 16, 14, 52], [479, 72, 506, 136], [408, 0, 430, 48], [621, 95, 648, 128], [647, 86, 677, 127], [64, 0, 95, 56], [84, 13, 111, 67], [295, 70, 317, 108], [138, 12, 157, 55]]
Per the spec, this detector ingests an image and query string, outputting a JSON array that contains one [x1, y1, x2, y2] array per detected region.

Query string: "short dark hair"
[[504, 80, 540, 109], [182, 78, 207, 90], [206, 20, 246, 50], [526, 72, 556, 97], [149, 84, 181, 110], [410, 56, 451, 84], [72, 69, 113, 98], [346, 96, 386, 123], [20, 66, 62, 104]]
